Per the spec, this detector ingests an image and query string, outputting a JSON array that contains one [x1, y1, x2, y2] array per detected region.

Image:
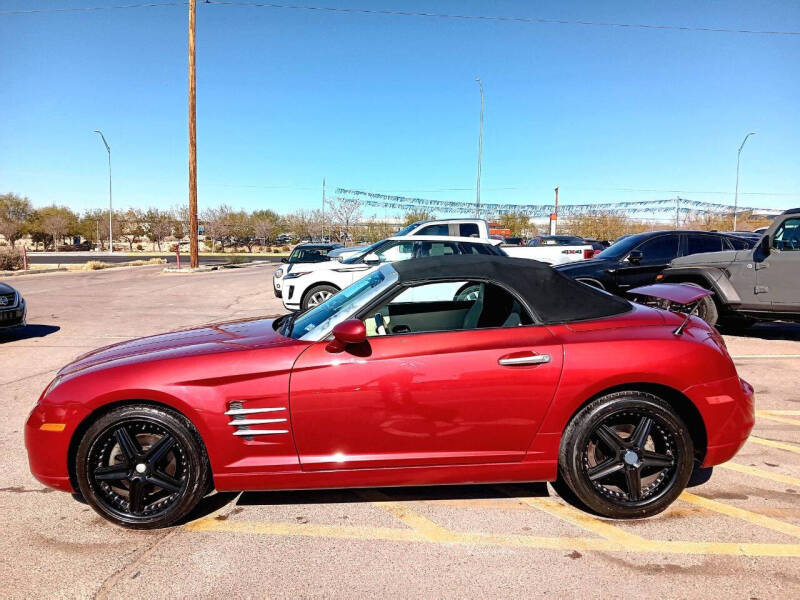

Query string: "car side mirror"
[[627, 250, 643, 265], [363, 253, 380, 264], [281, 257, 289, 263], [762, 235, 772, 254], [326, 319, 367, 353]]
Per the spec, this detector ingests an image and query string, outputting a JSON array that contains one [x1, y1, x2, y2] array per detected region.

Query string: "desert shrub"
[[136, 244, 144, 251], [0, 248, 23, 270], [227, 256, 247, 264], [83, 260, 112, 270], [281, 245, 290, 252]]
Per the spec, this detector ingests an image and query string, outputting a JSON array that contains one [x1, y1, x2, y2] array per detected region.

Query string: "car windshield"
[[288, 247, 330, 263], [594, 234, 649, 259], [286, 268, 396, 339], [341, 240, 387, 264], [393, 222, 423, 237]]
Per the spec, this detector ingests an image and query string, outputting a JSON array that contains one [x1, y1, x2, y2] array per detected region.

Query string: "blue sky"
[[1, 0, 798, 218]]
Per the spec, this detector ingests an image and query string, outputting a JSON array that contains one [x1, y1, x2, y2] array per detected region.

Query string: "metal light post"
[[475, 77, 484, 218], [733, 132, 756, 231], [93, 130, 113, 253]]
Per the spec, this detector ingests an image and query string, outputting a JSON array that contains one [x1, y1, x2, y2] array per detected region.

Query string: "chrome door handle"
[[498, 353, 551, 366]]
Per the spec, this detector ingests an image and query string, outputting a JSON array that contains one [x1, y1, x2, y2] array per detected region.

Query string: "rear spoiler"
[[627, 283, 714, 335]]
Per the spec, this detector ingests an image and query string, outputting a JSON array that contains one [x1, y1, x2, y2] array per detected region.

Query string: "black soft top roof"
[[391, 254, 631, 324]]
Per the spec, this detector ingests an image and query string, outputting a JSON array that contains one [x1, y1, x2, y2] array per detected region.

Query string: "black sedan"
[[0, 282, 26, 332], [555, 230, 756, 294]]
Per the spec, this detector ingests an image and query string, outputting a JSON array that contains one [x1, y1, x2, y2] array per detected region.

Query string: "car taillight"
[[583, 249, 594, 259]]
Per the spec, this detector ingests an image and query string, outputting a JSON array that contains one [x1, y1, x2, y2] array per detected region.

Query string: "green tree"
[[119, 208, 145, 251], [403, 210, 435, 226], [497, 211, 532, 237], [30, 205, 79, 250], [0, 193, 33, 247]]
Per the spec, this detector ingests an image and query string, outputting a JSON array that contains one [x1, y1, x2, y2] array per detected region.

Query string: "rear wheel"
[[558, 391, 694, 519], [302, 284, 339, 310], [75, 404, 209, 529]]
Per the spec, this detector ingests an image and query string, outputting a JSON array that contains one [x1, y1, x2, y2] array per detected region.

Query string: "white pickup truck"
[[502, 235, 593, 266]]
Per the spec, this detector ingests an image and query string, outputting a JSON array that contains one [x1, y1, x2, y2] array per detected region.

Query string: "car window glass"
[[413, 241, 458, 257], [727, 237, 751, 250], [458, 242, 493, 255], [459, 223, 480, 237], [687, 235, 723, 255], [417, 224, 449, 236], [376, 241, 414, 263], [633, 235, 679, 263], [773, 218, 800, 251], [364, 280, 532, 337]]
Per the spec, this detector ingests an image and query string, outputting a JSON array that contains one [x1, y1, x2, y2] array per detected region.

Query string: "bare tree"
[[143, 208, 174, 252], [201, 204, 233, 252], [327, 197, 362, 242]]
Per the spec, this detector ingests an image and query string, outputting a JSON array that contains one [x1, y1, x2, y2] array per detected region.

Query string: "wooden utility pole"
[[188, 0, 199, 268]]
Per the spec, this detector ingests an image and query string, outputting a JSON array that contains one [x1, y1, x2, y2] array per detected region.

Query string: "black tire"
[[75, 404, 209, 529], [558, 391, 694, 519], [301, 284, 339, 310], [679, 282, 718, 327]]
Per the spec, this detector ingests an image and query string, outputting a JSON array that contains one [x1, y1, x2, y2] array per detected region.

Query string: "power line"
[[0, 2, 187, 15], [1, 1, 798, 37]]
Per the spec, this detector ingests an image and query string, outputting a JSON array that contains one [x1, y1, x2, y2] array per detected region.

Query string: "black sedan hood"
[[0, 282, 17, 294], [554, 258, 616, 274]]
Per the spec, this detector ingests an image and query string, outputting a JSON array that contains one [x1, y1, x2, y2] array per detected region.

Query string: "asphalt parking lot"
[[2, 264, 800, 599]]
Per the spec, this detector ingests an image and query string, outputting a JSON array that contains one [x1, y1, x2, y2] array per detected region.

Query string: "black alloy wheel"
[[76, 405, 209, 529], [559, 392, 694, 519]]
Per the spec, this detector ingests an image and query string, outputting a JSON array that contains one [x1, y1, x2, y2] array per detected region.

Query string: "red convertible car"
[[25, 255, 754, 528]]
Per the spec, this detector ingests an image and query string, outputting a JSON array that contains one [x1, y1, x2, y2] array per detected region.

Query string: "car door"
[[760, 217, 800, 310], [613, 233, 680, 290], [288, 280, 564, 471]]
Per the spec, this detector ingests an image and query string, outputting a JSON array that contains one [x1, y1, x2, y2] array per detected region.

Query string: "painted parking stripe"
[[719, 462, 800, 487], [356, 489, 457, 543], [680, 492, 800, 540], [185, 517, 800, 557], [762, 410, 800, 416], [749, 436, 800, 455], [498, 486, 646, 545], [756, 411, 800, 427]]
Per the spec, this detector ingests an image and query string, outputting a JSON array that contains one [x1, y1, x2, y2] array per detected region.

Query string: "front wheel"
[[558, 391, 694, 519], [75, 404, 210, 529], [302, 284, 339, 310]]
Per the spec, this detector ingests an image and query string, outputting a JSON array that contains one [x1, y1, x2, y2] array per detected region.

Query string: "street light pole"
[[93, 130, 113, 253], [733, 132, 756, 232], [475, 77, 484, 218]]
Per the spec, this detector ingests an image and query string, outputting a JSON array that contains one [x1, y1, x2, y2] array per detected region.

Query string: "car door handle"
[[498, 352, 551, 366]]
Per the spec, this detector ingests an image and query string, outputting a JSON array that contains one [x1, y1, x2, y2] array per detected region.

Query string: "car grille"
[[225, 401, 289, 440], [0, 292, 16, 307]]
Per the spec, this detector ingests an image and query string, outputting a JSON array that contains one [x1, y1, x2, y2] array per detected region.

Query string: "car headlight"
[[42, 375, 64, 399], [275, 268, 284, 278], [283, 271, 310, 280]]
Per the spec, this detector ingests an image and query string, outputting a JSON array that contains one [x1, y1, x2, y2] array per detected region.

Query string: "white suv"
[[281, 235, 504, 311]]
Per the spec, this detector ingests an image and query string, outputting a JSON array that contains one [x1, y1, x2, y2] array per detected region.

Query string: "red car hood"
[[60, 317, 299, 377]]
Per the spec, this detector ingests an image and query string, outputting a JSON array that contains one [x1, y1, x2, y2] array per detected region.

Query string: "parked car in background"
[[659, 208, 800, 328], [555, 230, 757, 294], [281, 235, 504, 310], [26, 255, 754, 528], [273, 243, 342, 298], [504, 235, 593, 265], [0, 282, 26, 332], [394, 218, 489, 239]]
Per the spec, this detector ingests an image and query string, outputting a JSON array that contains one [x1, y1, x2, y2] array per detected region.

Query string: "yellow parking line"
[[356, 489, 458, 543], [681, 492, 800, 539], [498, 486, 647, 545], [749, 436, 800, 455], [719, 461, 800, 487], [185, 517, 800, 557], [762, 410, 800, 416], [756, 411, 800, 427]]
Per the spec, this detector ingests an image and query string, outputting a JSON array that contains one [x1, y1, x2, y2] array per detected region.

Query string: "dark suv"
[[555, 230, 755, 295]]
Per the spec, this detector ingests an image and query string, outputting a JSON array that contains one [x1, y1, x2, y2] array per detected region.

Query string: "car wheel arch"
[[301, 282, 340, 305], [557, 382, 708, 464], [66, 397, 214, 495]]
